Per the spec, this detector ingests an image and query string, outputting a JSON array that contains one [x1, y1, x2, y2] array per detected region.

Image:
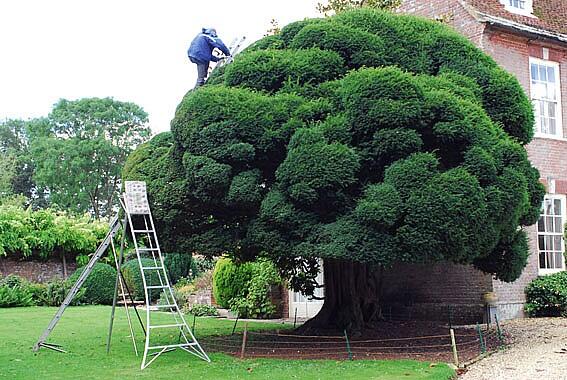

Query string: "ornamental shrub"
[[0, 205, 107, 259], [228, 258, 281, 319], [68, 263, 116, 305], [189, 304, 219, 317], [525, 271, 567, 317], [0, 275, 34, 307], [212, 257, 253, 308], [121, 258, 162, 301]]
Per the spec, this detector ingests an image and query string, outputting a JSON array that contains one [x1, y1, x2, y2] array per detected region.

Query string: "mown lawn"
[[0, 306, 455, 379]]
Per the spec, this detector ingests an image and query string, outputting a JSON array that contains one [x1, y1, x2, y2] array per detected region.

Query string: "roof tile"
[[465, 0, 567, 35]]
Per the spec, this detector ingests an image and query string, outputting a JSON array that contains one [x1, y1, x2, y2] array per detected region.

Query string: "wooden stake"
[[450, 328, 459, 367], [240, 322, 248, 359]]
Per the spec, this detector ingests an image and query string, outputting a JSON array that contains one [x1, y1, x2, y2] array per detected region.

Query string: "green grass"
[[0, 306, 455, 379]]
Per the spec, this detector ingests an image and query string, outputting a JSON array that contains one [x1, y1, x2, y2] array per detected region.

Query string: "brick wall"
[[481, 29, 567, 318], [381, 262, 493, 323], [398, 0, 485, 45], [0, 257, 76, 283]]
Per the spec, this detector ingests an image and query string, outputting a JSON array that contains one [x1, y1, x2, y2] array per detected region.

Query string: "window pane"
[[547, 67, 556, 83], [547, 252, 554, 269], [538, 216, 545, 232], [554, 235, 562, 249], [531, 64, 538, 80], [539, 66, 547, 81], [539, 235, 545, 249], [554, 198, 562, 215], [549, 118, 556, 135], [540, 252, 546, 268], [546, 216, 554, 231], [545, 235, 553, 250], [549, 102, 556, 118], [556, 253, 565, 269]]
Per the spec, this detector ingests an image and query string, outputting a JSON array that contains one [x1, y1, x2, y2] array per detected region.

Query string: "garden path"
[[459, 318, 567, 380]]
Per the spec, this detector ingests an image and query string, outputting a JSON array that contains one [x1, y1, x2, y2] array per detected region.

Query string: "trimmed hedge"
[[121, 258, 162, 301], [525, 271, 567, 317], [68, 263, 116, 305], [212, 257, 252, 308]]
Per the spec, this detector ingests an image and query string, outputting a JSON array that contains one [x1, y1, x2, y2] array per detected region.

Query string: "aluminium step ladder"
[[33, 214, 123, 353], [123, 181, 209, 369], [208, 36, 246, 76]]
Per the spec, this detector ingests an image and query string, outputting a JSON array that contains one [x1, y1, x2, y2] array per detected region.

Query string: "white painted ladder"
[[123, 181, 209, 369]]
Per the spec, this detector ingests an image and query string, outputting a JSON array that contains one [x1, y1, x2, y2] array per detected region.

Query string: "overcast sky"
[[0, 0, 321, 134]]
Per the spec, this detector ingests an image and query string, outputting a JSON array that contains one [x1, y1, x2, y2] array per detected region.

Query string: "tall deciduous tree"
[[32, 98, 150, 218], [124, 9, 544, 332], [0, 119, 35, 203]]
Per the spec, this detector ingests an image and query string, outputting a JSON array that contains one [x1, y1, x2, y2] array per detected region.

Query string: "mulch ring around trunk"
[[200, 320, 504, 363]]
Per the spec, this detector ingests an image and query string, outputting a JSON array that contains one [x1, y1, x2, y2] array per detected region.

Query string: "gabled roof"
[[463, 0, 567, 42]]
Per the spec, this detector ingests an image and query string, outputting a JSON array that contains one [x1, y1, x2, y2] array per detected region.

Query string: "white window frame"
[[530, 57, 563, 139], [501, 0, 534, 17], [537, 194, 566, 275]]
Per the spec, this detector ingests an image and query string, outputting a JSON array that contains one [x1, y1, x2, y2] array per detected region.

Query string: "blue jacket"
[[188, 29, 231, 64]]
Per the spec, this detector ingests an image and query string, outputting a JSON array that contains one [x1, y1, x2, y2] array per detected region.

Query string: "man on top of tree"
[[187, 28, 231, 88]]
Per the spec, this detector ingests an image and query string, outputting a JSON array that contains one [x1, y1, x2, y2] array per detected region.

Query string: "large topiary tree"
[[124, 9, 544, 332]]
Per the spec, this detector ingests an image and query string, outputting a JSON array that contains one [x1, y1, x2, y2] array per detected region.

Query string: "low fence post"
[[495, 314, 504, 347], [294, 307, 298, 329], [476, 323, 486, 354], [344, 329, 353, 360], [231, 314, 240, 336], [449, 328, 459, 367], [240, 322, 248, 359]]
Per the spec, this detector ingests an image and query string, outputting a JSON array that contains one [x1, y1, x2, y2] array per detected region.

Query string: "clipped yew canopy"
[[124, 10, 544, 317]]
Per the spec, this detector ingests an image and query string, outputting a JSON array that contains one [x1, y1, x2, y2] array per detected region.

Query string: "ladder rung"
[[148, 343, 199, 350], [146, 285, 168, 289], [141, 266, 164, 270], [149, 323, 184, 329], [133, 229, 154, 233], [138, 248, 159, 252]]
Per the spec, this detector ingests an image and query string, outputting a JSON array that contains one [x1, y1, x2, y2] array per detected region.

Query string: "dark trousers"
[[195, 62, 209, 88]]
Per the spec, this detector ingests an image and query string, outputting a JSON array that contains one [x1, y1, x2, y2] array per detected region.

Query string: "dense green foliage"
[[189, 304, 219, 317], [121, 258, 162, 301], [0, 275, 84, 307], [163, 252, 194, 284], [212, 258, 281, 318], [68, 263, 117, 305], [0, 205, 107, 259], [28, 98, 150, 218], [316, 0, 402, 16], [525, 272, 567, 317], [0, 275, 34, 307], [229, 259, 282, 318], [212, 257, 253, 309], [124, 9, 543, 294]]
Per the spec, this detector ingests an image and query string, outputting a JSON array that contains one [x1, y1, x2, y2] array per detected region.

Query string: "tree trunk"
[[297, 259, 383, 335]]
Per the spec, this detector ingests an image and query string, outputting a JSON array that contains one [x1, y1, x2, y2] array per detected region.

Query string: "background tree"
[[317, 0, 402, 16], [32, 98, 150, 219], [124, 9, 544, 332], [0, 119, 36, 204]]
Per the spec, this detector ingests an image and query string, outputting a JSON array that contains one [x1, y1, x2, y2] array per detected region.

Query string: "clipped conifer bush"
[[68, 263, 116, 305], [212, 257, 253, 309], [124, 8, 545, 330], [121, 258, 162, 301]]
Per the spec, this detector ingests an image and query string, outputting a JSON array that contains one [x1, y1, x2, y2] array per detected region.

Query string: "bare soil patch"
[[201, 320, 501, 363]]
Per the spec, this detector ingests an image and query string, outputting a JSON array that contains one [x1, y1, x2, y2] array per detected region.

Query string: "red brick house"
[[378, 0, 567, 322]]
